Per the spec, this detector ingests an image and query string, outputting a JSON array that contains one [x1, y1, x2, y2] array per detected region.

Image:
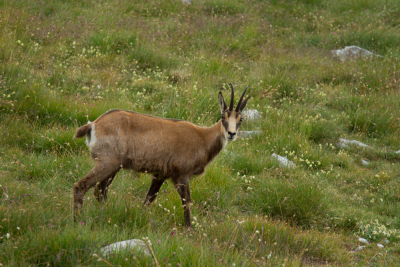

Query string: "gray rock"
[[337, 142, 350, 149], [100, 239, 151, 257], [377, 243, 384, 248], [358, 237, 369, 244], [395, 150, 400, 154], [384, 239, 390, 244], [271, 153, 296, 169], [242, 109, 260, 121], [361, 159, 369, 166], [237, 131, 262, 138], [331, 46, 379, 62], [338, 138, 371, 149]]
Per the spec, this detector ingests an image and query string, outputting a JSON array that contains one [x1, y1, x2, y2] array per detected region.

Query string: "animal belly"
[[126, 158, 165, 175]]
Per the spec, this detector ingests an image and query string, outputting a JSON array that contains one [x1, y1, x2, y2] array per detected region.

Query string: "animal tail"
[[74, 123, 92, 138]]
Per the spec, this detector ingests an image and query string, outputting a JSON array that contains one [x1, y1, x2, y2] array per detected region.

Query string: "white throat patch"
[[220, 136, 228, 149]]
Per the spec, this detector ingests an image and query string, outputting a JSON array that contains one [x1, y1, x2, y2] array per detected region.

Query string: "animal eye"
[[240, 118, 243, 122]]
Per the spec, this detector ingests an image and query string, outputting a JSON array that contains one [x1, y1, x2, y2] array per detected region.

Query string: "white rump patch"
[[85, 123, 97, 151]]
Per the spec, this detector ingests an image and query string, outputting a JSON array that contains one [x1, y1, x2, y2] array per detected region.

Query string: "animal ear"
[[239, 96, 250, 112], [218, 92, 227, 114]]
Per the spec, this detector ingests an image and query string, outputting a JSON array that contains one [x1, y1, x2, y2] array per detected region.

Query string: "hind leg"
[[73, 161, 119, 220], [94, 172, 117, 203]]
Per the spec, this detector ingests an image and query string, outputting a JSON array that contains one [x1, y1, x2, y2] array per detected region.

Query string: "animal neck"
[[200, 120, 227, 163]]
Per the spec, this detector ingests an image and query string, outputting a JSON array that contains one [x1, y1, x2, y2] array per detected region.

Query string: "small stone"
[[384, 239, 390, 244], [377, 243, 384, 248], [358, 237, 369, 244], [350, 246, 365, 253], [361, 160, 369, 166]]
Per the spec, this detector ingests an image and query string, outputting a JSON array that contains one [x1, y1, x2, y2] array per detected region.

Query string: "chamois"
[[73, 84, 250, 228]]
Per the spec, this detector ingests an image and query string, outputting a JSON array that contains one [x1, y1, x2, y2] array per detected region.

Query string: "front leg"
[[174, 178, 192, 229], [144, 175, 165, 206]]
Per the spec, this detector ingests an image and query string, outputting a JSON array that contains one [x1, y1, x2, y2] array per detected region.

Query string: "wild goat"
[[73, 84, 250, 228]]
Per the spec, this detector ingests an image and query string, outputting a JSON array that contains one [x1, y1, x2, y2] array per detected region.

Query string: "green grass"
[[1, 0, 400, 266]]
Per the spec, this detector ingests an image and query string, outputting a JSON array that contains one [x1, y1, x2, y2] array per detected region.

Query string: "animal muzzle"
[[227, 131, 236, 140]]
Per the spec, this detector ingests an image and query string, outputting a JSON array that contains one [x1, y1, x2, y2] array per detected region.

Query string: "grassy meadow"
[[1, 0, 400, 265]]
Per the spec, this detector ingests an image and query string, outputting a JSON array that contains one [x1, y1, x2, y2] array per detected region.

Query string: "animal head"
[[218, 83, 250, 141]]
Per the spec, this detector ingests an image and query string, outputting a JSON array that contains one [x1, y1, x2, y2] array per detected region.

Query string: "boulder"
[[338, 138, 371, 149], [237, 131, 262, 138], [331, 46, 379, 62], [271, 153, 296, 168], [242, 109, 261, 121], [100, 239, 151, 257]]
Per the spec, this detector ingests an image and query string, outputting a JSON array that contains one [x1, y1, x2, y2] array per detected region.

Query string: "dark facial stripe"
[[222, 120, 229, 131], [222, 111, 243, 132]]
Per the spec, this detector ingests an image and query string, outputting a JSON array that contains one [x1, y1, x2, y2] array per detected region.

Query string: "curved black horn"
[[235, 85, 248, 112], [229, 83, 235, 111]]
